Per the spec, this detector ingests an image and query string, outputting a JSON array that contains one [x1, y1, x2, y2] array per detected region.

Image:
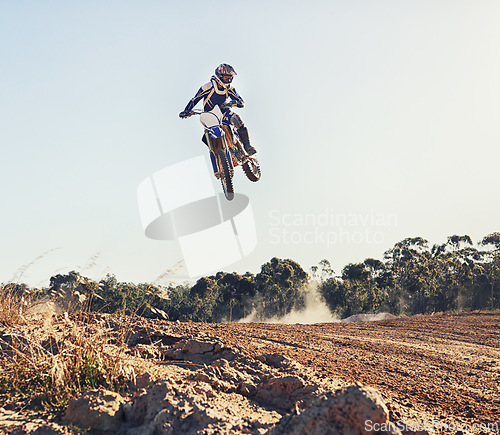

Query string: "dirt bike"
[[188, 102, 261, 201]]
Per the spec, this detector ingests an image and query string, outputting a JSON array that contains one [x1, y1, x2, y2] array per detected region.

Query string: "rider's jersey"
[[183, 76, 244, 116]]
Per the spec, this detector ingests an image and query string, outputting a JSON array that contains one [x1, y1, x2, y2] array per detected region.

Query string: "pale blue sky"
[[1, 1, 499, 286]]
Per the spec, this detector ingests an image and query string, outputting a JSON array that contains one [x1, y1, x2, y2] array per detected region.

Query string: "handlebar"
[[221, 100, 240, 109], [182, 101, 239, 118]]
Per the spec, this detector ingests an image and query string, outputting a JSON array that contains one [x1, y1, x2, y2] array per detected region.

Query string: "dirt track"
[[1, 312, 499, 434], [187, 313, 500, 429]]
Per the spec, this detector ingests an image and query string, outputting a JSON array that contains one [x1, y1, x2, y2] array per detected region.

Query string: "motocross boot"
[[237, 126, 257, 155]]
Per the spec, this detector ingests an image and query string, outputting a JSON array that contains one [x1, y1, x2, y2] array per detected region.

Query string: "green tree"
[[479, 232, 500, 309], [429, 235, 477, 312], [384, 237, 433, 314], [341, 263, 370, 316], [318, 277, 346, 316], [163, 284, 194, 321], [310, 259, 335, 282], [213, 272, 256, 322], [189, 277, 219, 322], [255, 257, 308, 319]]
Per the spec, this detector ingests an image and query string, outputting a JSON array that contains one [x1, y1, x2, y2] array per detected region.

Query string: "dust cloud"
[[238, 283, 339, 325]]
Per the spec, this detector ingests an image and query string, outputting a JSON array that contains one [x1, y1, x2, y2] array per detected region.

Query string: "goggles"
[[219, 74, 233, 84]]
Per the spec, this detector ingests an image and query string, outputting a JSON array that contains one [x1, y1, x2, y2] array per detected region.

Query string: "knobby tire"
[[243, 158, 261, 182], [217, 149, 234, 201]]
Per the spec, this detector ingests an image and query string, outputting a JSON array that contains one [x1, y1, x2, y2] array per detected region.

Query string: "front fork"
[[206, 132, 234, 176]]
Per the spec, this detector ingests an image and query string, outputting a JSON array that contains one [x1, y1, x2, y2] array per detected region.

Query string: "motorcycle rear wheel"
[[242, 157, 261, 182]]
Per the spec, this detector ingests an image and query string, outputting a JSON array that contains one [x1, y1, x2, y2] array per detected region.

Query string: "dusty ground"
[[213, 313, 500, 427], [0, 312, 499, 434]]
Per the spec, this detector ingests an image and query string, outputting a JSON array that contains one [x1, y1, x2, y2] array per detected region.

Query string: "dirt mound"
[[269, 384, 394, 435], [60, 334, 398, 435]]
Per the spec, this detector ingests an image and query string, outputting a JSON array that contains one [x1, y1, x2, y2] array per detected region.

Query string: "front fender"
[[209, 126, 224, 139]]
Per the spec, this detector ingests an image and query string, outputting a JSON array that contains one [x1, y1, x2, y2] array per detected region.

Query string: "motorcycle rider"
[[179, 64, 257, 155]]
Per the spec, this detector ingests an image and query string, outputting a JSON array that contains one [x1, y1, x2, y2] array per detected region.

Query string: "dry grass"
[[0, 282, 135, 411], [0, 283, 31, 327], [0, 259, 184, 411]]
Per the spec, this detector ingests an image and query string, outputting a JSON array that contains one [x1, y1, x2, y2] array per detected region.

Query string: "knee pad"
[[230, 113, 244, 129]]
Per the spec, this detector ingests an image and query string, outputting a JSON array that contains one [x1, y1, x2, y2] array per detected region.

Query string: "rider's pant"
[[224, 111, 244, 129]]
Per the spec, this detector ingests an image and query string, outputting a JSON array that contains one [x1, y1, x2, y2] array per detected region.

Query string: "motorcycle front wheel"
[[217, 149, 234, 201]]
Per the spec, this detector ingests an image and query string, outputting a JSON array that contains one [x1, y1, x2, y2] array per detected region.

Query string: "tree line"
[[317, 233, 500, 318], [33, 257, 309, 323], [5, 233, 500, 322]]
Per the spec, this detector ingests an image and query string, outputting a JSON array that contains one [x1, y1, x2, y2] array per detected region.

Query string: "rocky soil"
[[0, 312, 499, 434]]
